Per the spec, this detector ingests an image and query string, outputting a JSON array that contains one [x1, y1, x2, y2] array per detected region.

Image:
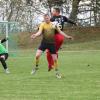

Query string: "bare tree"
[[69, 0, 81, 23]]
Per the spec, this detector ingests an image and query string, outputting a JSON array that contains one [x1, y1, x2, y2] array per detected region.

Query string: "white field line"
[[9, 49, 100, 53], [60, 50, 100, 52]]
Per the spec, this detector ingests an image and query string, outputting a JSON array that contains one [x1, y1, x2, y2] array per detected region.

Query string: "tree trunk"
[[7, 2, 14, 21], [69, 0, 81, 25]]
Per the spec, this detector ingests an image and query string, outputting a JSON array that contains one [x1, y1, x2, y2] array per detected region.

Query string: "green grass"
[[0, 50, 100, 100], [63, 40, 100, 50]]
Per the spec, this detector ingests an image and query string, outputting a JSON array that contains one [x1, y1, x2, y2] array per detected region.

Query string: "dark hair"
[[54, 8, 60, 13]]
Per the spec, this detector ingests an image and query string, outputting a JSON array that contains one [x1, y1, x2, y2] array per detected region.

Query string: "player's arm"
[[31, 24, 43, 39], [0, 38, 8, 43], [64, 16, 77, 25], [31, 31, 42, 39], [56, 26, 73, 40]]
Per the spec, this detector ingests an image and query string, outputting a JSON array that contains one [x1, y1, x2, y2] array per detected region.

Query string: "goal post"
[[5, 21, 8, 52], [0, 21, 19, 52]]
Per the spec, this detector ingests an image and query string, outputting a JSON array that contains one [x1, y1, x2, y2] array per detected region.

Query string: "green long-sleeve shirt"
[[0, 43, 7, 54]]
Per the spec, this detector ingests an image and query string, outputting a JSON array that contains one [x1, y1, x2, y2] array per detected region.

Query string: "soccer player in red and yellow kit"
[[47, 8, 77, 71]]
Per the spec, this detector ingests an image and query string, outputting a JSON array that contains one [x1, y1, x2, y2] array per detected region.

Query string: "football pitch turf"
[[0, 50, 100, 100]]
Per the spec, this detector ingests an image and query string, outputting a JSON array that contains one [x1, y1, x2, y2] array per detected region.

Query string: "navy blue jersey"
[[51, 15, 76, 30]]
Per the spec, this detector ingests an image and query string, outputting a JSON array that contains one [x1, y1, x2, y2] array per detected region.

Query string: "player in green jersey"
[[0, 38, 10, 74]]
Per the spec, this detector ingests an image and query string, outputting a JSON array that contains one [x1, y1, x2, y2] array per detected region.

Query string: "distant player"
[[47, 8, 77, 71], [31, 14, 73, 78], [0, 38, 10, 74]]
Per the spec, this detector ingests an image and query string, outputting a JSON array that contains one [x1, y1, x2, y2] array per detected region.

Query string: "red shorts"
[[55, 33, 64, 51]]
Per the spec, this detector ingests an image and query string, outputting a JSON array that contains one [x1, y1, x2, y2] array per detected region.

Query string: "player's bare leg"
[[52, 54, 62, 79], [31, 49, 42, 75]]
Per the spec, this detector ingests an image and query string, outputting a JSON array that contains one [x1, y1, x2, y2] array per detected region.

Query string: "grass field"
[[0, 50, 100, 100]]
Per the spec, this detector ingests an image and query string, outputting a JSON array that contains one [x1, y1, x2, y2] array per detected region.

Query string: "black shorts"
[[38, 42, 56, 54], [0, 53, 8, 60]]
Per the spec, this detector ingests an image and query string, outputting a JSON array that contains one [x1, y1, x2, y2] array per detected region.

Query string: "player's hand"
[[67, 36, 74, 40], [31, 34, 37, 39]]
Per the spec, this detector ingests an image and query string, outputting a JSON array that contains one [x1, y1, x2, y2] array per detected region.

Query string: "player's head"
[[52, 8, 60, 16], [43, 14, 51, 23]]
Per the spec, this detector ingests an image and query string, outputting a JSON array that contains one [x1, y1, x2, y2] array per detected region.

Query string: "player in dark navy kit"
[[46, 8, 77, 71], [50, 8, 76, 30]]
